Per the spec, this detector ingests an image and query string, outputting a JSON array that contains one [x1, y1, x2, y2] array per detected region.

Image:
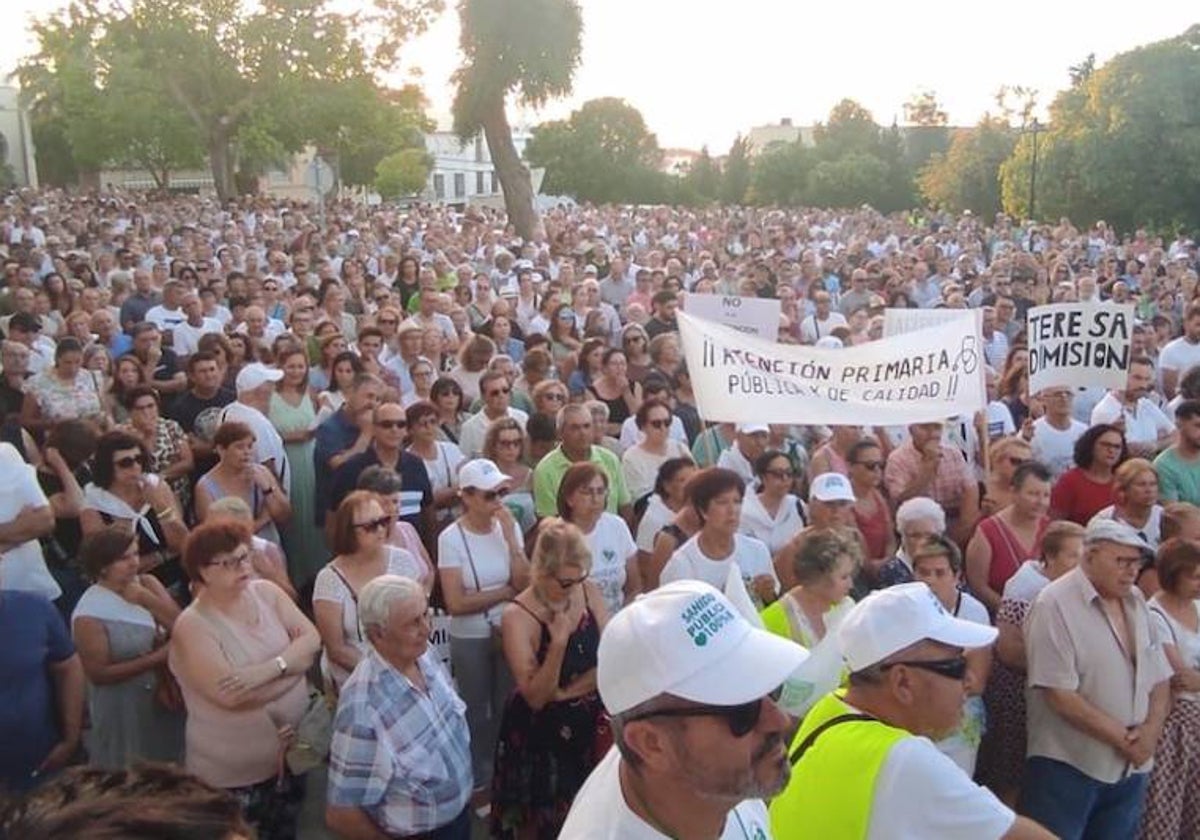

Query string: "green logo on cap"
[[680, 593, 736, 647]]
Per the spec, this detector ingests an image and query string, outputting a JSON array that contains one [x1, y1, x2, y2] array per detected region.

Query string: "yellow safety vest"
[[769, 691, 909, 840]]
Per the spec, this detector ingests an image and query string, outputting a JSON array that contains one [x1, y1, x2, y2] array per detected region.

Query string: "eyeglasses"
[[576, 485, 608, 499], [353, 516, 391, 533], [628, 687, 782, 738], [542, 392, 566, 403], [880, 656, 968, 681], [207, 549, 251, 570], [496, 437, 523, 448], [647, 418, 671, 430], [376, 419, 407, 430], [853, 461, 884, 471], [114, 455, 147, 469], [555, 570, 590, 588]]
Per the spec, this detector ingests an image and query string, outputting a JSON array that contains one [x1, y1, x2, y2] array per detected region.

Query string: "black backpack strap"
[[788, 713, 878, 766]]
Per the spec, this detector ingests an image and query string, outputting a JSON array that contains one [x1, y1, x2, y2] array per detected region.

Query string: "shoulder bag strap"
[[326, 562, 363, 642], [459, 523, 483, 592], [1149, 605, 1179, 647], [788, 713, 878, 766]]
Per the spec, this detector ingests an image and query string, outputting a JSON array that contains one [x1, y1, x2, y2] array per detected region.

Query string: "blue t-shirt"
[[314, 408, 360, 526], [0, 591, 75, 791]]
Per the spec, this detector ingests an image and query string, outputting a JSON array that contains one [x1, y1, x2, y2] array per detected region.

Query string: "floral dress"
[[491, 594, 608, 840], [26, 369, 105, 425], [146, 418, 190, 516]]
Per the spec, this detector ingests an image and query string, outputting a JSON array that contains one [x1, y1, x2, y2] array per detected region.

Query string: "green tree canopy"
[[375, 147, 433, 198], [721, 135, 752, 205], [525, 97, 662, 204], [919, 117, 1015, 216]]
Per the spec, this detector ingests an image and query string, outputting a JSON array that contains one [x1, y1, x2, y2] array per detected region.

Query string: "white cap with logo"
[[810, 472, 855, 503], [458, 458, 511, 492], [837, 582, 998, 673], [235, 362, 284, 393], [598, 580, 810, 715]]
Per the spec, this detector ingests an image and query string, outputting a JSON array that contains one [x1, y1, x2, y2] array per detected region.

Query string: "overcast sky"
[[3, 0, 1195, 150]]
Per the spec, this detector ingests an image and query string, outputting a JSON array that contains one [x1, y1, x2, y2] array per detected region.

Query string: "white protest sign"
[[678, 310, 987, 425], [884, 307, 981, 338], [683, 292, 781, 338], [1027, 303, 1134, 393]]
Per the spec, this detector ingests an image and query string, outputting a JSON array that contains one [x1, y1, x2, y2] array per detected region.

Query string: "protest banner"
[[683, 292, 781, 338], [677, 310, 987, 425], [1026, 303, 1134, 393], [884, 307, 980, 338]]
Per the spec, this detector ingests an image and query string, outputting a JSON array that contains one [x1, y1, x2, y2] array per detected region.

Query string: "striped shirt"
[[327, 649, 472, 835]]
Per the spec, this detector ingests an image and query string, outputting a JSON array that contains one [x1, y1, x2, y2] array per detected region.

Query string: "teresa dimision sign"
[[677, 310, 986, 425], [1027, 303, 1134, 394]]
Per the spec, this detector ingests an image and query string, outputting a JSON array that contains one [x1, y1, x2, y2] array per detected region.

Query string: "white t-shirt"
[[1030, 416, 1088, 480], [635, 494, 674, 553], [800, 311, 848, 344], [220, 402, 290, 486], [559, 748, 771, 840], [865, 736, 1015, 840], [1149, 595, 1200, 701], [144, 304, 187, 332], [0, 444, 59, 600], [621, 439, 691, 503], [171, 318, 224, 357], [662, 533, 778, 606], [715, 445, 756, 485], [1158, 336, 1200, 381], [1090, 504, 1163, 550], [581, 513, 637, 615], [458, 407, 528, 461], [738, 492, 807, 555], [437, 520, 523, 638], [420, 441, 465, 521], [312, 546, 424, 687], [1090, 393, 1172, 447]]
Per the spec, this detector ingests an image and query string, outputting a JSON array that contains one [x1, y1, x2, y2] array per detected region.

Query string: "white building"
[[0, 87, 38, 187], [423, 129, 542, 207], [746, 118, 816, 156]]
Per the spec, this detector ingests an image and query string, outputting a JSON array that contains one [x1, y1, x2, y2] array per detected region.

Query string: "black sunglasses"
[[880, 656, 968, 681], [474, 487, 509, 503], [353, 516, 391, 533], [114, 455, 147, 469], [628, 687, 782, 738]]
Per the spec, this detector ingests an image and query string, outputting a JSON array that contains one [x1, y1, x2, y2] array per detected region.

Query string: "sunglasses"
[[474, 487, 510, 503], [353, 516, 391, 533], [556, 571, 590, 588], [629, 687, 782, 738], [497, 437, 523, 448], [114, 455, 147, 469], [487, 387, 511, 397], [647, 418, 671, 430], [881, 656, 968, 681], [376, 419, 407, 430]]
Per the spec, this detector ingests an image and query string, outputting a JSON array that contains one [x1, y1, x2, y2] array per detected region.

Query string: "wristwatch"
[[274, 655, 288, 675]]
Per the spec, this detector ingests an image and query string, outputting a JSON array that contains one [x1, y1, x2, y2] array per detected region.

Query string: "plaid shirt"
[[884, 439, 973, 515], [327, 648, 472, 835]]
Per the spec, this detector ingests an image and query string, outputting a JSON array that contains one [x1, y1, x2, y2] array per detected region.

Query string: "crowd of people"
[[0, 189, 1198, 839]]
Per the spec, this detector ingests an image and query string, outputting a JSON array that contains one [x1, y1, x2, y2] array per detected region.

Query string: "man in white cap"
[[717, 423, 770, 484], [772, 472, 862, 590], [220, 362, 290, 485], [770, 582, 1053, 840], [560, 580, 808, 839], [1019, 518, 1171, 839]]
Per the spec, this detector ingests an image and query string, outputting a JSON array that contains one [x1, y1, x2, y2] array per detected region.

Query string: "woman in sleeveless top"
[[268, 346, 327, 586], [847, 439, 895, 570], [168, 519, 320, 840], [492, 519, 609, 840], [585, 349, 642, 437], [195, 421, 291, 547], [965, 461, 1052, 615]]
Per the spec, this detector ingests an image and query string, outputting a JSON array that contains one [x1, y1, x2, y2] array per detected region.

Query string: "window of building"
[[433, 174, 445, 200], [490, 171, 499, 194], [454, 173, 465, 198], [476, 171, 485, 195]]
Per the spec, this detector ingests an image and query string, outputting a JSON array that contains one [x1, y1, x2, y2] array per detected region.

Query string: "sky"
[[3, 0, 1196, 151]]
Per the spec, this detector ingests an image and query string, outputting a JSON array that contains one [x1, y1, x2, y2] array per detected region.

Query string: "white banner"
[[683, 292, 781, 338], [884, 307, 980, 338], [1027, 303, 1134, 393], [678, 310, 987, 425]]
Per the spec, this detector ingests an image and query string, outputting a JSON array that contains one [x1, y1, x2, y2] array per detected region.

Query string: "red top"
[[853, 489, 892, 561], [978, 514, 1049, 594], [1051, 468, 1117, 526]]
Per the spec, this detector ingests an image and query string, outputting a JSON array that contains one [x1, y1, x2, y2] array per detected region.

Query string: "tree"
[[375, 148, 433, 198], [525, 97, 661, 204], [813, 99, 881, 159], [18, 0, 441, 199], [683, 146, 721, 203], [919, 116, 1016, 216], [337, 86, 434, 188], [747, 141, 812, 205], [452, 0, 583, 240], [721, 135, 752, 205], [901, 90, 951, 176], [903, 91, 948, 127], [999, 26, 1200, 230], [807, 152, 889, 208]]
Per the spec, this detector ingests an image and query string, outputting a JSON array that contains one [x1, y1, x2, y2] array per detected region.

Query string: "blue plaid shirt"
[[327, 648, 472, 835]]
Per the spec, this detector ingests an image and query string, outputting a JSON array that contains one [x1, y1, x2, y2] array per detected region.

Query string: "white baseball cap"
[[458, 458, 511, 492], [838, 582, 997, 673], [737, 423, 770, 435], [1086, 518, 1151, 552], [810, 472, 855, 503], [598, 580, 809, 715], [235, 362, 283, 392]]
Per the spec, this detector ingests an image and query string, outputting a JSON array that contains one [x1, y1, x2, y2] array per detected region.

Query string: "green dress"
[[268, 390, 328, 587]]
